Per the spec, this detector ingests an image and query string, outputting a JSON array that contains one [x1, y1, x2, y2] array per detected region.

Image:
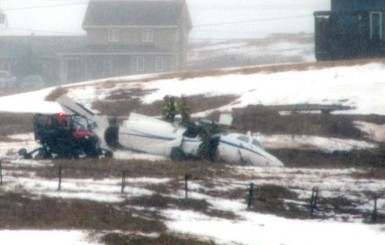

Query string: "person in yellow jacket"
[[162, 95, 179, 122]]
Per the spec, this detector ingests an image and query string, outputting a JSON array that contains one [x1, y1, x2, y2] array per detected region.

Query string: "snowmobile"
[[19, 112, 113, 159]]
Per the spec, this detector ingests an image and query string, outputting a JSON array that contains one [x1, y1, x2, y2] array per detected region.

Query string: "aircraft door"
[[237, 135, 252, 165], [248, 137, 274, 166]]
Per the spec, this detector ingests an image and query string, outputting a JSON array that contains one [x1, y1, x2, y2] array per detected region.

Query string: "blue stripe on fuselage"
[[121, 130, 176, 141], [121, 130, 269, 160], [121, 130, 206, 144]]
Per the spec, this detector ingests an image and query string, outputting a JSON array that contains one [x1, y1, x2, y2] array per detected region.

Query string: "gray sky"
[[0, 0, 330, 39]]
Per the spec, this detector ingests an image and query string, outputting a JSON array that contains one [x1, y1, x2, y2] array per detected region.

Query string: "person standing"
[[162, 95, 171, 121], [162, 95, 179, 122]]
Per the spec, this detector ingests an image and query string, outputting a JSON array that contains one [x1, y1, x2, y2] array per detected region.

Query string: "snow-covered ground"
[[2, 62, 385, 146], [188, 33, 315, 69], [1, 61, 385, 244], [0, 230, 100, 245], [1, 62, 385, 158], [3, 62, 385, 114], [164, 210, 385, 245]]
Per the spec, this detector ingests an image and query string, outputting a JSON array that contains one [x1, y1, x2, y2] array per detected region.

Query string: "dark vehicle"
[[19, 113, 112, 159]]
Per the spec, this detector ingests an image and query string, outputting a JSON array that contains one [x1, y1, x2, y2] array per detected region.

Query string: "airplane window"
[[237, 135, 249, 143], [252, 139, 262, 148]]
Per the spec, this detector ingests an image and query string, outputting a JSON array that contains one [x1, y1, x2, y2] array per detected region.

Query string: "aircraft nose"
[[268, 157, 284, 167], [259, 152, 284, 167]]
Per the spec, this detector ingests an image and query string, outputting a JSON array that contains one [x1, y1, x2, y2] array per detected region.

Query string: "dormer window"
[[108, 29, 120, 42], [142, 28, 154, 42]]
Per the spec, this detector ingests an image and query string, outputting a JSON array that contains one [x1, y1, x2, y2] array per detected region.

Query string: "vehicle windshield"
[[72, 116, 89, 130]]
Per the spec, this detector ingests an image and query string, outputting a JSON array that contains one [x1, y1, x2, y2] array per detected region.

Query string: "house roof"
[[83, 0, 191, 28]]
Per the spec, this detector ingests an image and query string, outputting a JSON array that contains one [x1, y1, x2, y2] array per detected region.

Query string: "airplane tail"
[[55, 94, 95, 118]]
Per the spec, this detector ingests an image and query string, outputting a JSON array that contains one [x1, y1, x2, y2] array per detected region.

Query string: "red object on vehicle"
[[56, 112, 66, 121], [73, 129, 97, 139]]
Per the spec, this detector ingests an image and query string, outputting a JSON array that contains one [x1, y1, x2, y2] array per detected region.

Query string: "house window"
[[142, 28, 154, 42], [155, 56, 164, 72], [370, 12, 382, 40], [136, 56, 145, 72], [108, 29, 120, 42]]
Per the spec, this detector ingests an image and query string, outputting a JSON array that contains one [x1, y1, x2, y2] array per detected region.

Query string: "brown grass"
[[0, 113, 34, 137], [102, 233, 215, 245], [247, 184, 309, 219], [1, 153, 384, 245], [273, 149, 385, 169], [0, 192, 165, 232], [232, 105, 385, 138], [45, 87, 68, 101], [92, 94, 237, 117], [42, 160, 235, 179]]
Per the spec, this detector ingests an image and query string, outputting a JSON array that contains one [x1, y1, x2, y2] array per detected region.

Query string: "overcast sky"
[[0, 0, 330, 39]]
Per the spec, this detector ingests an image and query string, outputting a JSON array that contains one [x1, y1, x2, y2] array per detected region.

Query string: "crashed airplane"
[[103, 113, 284, 167], [12, 95, 283, 166], [55, 95, 284, 167]]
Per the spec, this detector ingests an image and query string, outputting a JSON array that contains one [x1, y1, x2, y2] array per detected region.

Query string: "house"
[[59, 0, 192, 83], [314, 0, 385, 61]]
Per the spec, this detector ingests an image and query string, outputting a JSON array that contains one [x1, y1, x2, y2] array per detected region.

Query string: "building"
[[59, 0, 192, 83], [314, 0, 385, 61]]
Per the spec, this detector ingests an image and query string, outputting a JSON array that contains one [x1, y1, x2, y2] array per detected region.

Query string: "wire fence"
[[0, 160, 383, 223]]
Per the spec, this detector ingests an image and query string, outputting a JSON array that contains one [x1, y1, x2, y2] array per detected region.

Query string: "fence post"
[[372, 195, 378, 223], [247, 183, 254, 210], [310, 187, 319, 217], [184, 174, 191, 199], [121, 171, 126, 194], [58, 165, 62, 191]]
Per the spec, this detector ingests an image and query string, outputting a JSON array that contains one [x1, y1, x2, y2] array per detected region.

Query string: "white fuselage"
[[56, 95, 283, 167], [117, 113, 284, 167]]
